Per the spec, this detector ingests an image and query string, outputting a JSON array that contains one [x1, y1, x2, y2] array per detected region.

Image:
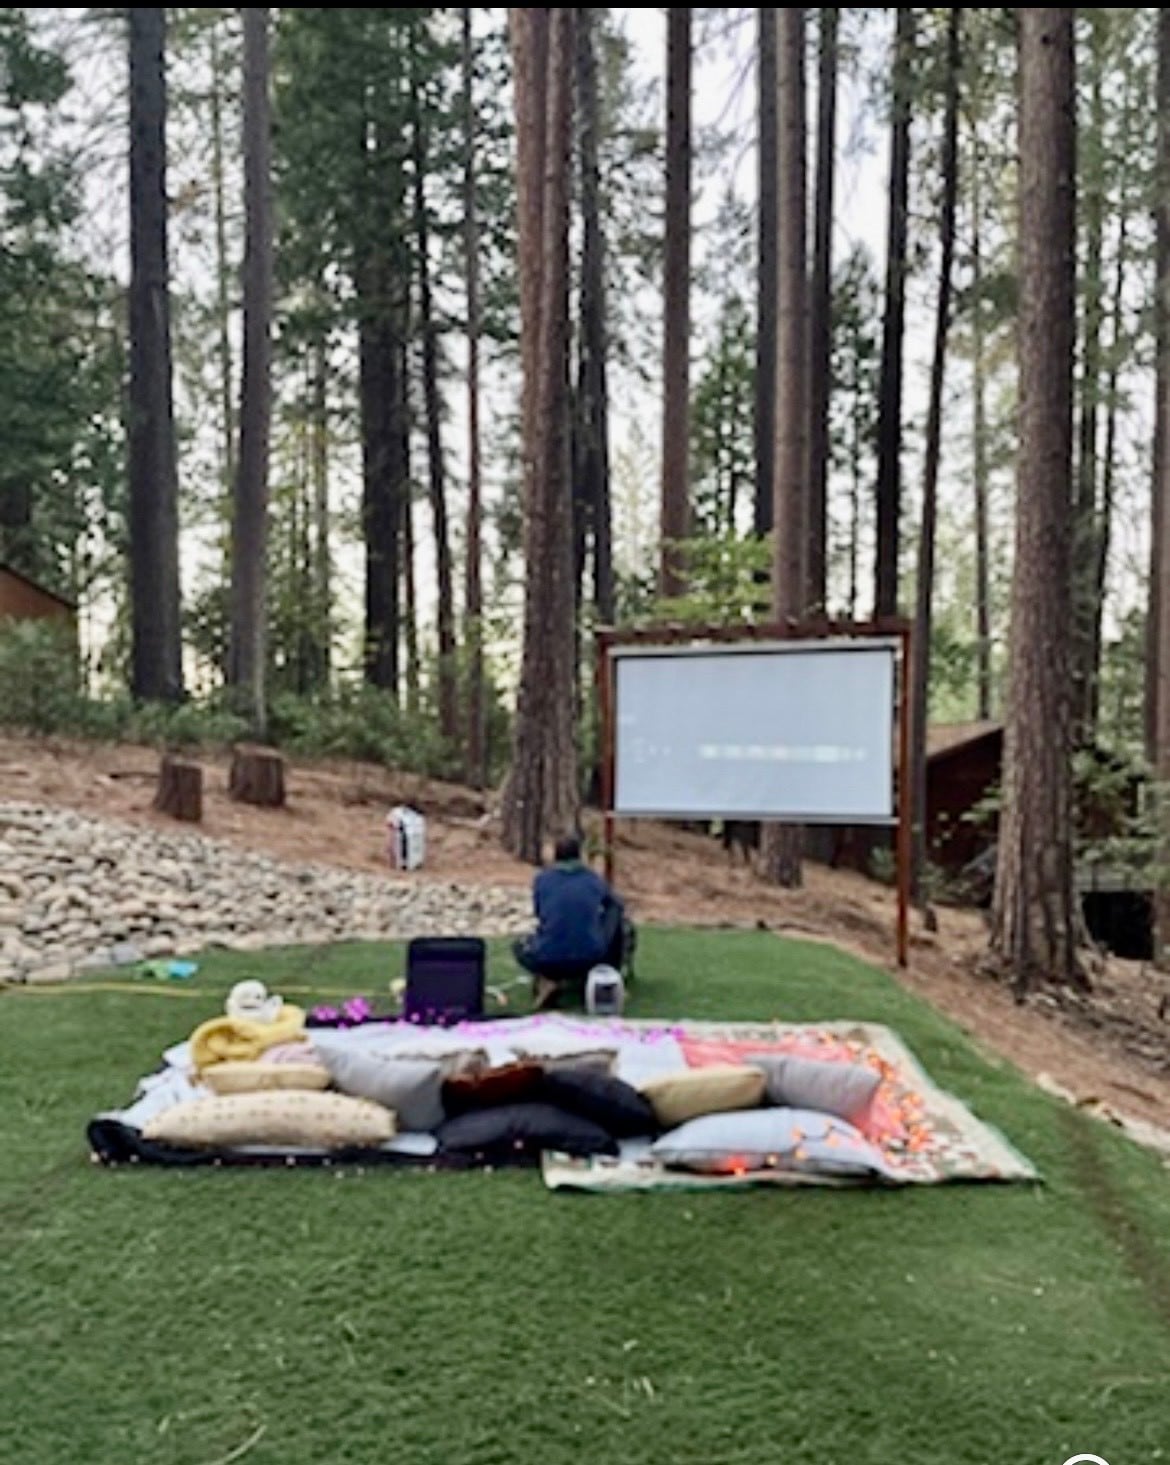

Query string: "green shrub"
[[129, 699, 250, 749], [0, 620, 505, 785], [0, 618, 83, 733], [268, 686, 460, 779]]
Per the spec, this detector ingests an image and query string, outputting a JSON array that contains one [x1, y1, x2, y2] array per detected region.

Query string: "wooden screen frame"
[[596, 618, 913, 967]]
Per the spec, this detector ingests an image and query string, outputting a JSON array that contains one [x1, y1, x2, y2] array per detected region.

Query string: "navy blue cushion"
[[538, 1067, 657, 1139], [434, 1103, 618, 1166]]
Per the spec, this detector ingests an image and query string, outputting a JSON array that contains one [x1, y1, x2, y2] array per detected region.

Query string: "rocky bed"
[[0, 802, 532, 984]]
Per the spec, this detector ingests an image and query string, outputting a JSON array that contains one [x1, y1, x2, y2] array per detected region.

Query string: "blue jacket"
[[529, 861, 615, 965]]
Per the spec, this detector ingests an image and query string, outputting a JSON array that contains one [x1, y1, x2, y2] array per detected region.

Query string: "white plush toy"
[[225, 979, 283, 1024]]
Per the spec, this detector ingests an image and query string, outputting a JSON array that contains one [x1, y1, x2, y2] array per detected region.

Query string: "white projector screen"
[[612, 640, 897, 822]]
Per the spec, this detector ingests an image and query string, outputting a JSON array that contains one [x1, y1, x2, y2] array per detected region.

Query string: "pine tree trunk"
[[759, 8, 808, 891], [576, 8, 614, 625], [128, 8, 184, 704], [848, 389, 860, 620], [402, 479, 420, 718], [227, 8, 274, 737], [873, 8, 914, 620], [910, 8, 961, 908], [1151, 14, 1170, 767], [298, 446, 315, 694], [358, 66, 408, 698], [571, 372, 590, 622], [287, 444, 302, 689], [410, 50, 458, 743], [311, 329, 331, 690], [971, 138, 993, 722], [1153, 9, 1170, 967], [991, 8, 1084, 993], [359, 247, 405, 693], [462, 7, 486, 788], [716, 342, 731, 532], [1071, 15, 1106, 747], [659, 8, 691, 597], [754, 8, 778, 540], [501, 9, 579, 862], [209, 19, 235, 513], [806, 7, 838, 615]]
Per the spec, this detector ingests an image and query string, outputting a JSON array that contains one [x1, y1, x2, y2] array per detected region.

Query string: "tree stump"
[[154, 755, 203, 822], [229, 745, 286, 808]]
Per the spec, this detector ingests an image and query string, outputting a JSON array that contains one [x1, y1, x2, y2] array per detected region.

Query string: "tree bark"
[[356, 54, 408, 698], [311, 329, 331, 689], [128, 8, 184, 704], [576, 7, 614, 625], [292, 419, 314, 694], [754, 8, 778, 540], [501, 9, 579, 862], [970, 133, 993, 722], [357, 89, 409, 710], [910, 7, 961, 908], [1151, 13, 1170, 767], [806, 6, 838, 614], [462, 7, 486, 788], [991, 8, 1083, 992], [1154, 9, 1170, 967], [659, 8, 691, 597], [759, 7, 808, 890], [227, 8, 274, 737], [410, 46, 457, 743], [402, 473, 420, 717], [360, 278, 405, 694], [1071, 14, 1106, 747], [848, 401, 861, 620], [209, 19, 235, 512], [873, 7, 914, 620]]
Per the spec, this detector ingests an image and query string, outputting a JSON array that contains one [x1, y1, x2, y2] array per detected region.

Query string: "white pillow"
[[650, 1107, 897, 1180], [312, 1031, 487, 1071]]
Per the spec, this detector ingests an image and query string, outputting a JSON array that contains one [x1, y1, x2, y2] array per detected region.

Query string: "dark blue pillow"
[[538, 1068, 657, 1139], [434, 1103, 618, 1166]]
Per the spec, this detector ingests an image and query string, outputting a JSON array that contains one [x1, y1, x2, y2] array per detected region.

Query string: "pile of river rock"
[[0, 801, 531, 985]]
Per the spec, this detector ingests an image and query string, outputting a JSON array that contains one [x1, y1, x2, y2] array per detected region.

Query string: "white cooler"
[[386, 806, 426, 871]]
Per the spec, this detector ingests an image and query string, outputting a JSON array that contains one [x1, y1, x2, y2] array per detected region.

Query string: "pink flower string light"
[[309, 994, 375, 1027]]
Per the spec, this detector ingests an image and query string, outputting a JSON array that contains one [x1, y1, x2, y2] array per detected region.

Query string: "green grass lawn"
[[3, 929, 1170, 1465]]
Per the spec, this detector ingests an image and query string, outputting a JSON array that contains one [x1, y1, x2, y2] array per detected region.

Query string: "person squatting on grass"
[[512, 833, 630, 1009]]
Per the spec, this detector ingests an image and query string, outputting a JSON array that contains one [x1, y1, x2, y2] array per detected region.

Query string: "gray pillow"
[[650, 1107, 896, 1180], [314, 1046, 445, 1133], [746, 1053, 880, 1126]]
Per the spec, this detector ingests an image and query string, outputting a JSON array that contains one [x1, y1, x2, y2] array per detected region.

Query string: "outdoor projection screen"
[[612, 640, 897, 823]]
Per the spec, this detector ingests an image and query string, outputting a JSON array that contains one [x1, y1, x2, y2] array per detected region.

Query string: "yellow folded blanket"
[[190, 1004, 306, 1072]]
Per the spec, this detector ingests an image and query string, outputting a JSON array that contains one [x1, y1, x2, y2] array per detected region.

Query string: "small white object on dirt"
[[386, 806, 426, 871]]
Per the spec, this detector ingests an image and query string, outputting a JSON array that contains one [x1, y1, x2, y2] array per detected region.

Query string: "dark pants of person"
[[513, 903, 630, 1003]]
